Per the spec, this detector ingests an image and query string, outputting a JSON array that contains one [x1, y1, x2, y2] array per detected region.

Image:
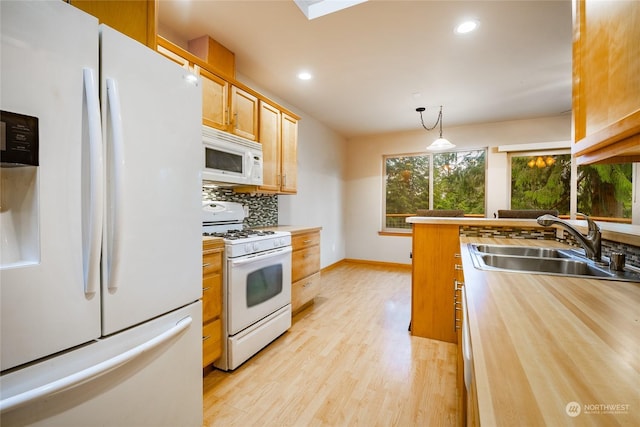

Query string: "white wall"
[[344, 114, 572, 265], [278, 113, 347, 269], [237, 74, 348, 269]]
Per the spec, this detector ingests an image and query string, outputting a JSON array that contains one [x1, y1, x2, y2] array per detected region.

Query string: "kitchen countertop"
[[258, 225, 322, 235], [460, 237, 640, 425], [407, 217, 640, 247]]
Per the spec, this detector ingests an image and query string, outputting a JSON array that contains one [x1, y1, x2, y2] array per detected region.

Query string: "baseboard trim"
[[322, 258, 411, 272]]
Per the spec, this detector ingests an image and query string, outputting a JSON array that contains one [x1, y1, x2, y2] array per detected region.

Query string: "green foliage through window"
[[433, 151, 486, 213], [384, 155, 429, 229], [384, 150, 486, 229], [511, 154, 632, 220]]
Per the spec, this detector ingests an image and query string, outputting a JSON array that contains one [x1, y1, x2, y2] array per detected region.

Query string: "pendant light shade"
[[416, 106, 455, 151], [428, 137, 455, 151]]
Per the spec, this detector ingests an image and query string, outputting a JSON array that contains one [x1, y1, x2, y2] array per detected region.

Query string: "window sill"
[[378, 230, 412, 237]]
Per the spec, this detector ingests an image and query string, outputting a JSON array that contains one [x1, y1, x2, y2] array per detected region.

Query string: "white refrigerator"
[[0, 2, 203, 426]]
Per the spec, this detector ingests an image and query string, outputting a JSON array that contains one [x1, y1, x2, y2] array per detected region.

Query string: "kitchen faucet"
[[536, 213, 604, 263]]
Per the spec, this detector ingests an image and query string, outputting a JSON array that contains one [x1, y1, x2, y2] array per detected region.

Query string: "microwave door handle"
[[245, 151, 253, 179]]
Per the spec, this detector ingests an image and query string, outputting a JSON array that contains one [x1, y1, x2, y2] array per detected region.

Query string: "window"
[[577, 163, 633, 219], [383, 149, 486, 231], [510, 153, 633, 222], [433, 150, 486, 213], [511, 153, 572, 215], [384, 154, 430, 230]]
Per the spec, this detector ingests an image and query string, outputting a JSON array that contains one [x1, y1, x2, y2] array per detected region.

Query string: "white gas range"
[[202, 201, 292, 371]]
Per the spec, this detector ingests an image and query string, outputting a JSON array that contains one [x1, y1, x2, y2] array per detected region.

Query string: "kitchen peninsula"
[[407, 217, 640, 425]]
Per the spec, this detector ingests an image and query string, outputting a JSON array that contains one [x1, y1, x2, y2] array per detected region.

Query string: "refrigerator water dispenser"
[[1, 110, 40, 268]]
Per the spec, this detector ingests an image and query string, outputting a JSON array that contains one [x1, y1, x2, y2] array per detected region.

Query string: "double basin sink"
[[468, 244, 640, 283]]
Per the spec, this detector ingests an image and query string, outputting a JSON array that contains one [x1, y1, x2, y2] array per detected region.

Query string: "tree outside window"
[[511, 154, 572, 215], [384, 154, 429, 229], [511, 154, 633, 221], [383, 149, 486, 230], [433, 150, 486, 214]]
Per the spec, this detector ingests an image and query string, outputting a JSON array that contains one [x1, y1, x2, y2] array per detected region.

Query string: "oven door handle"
[[229, 246, 292, 266]]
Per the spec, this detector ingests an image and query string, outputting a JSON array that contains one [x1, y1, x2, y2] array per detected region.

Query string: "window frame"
[[382, 147, 487, 233], [508, 149, 635, 223]]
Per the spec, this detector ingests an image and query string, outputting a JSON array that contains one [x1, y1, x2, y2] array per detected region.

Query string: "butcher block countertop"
[[460, 237, 640, 426]]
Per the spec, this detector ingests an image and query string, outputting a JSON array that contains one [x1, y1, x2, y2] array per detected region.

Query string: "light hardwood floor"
[[203, 262, 458, 426]]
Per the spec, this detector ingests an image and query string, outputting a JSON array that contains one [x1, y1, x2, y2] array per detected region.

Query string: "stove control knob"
[[253, 243, 259, 252], [244, 244, 252, 253]]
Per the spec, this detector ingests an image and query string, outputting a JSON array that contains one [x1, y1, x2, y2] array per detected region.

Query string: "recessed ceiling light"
[[455, 20, 479, 34], [298, 71, 312, 80]]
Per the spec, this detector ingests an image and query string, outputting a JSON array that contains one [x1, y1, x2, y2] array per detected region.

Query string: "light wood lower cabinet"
[[454, 258, 466, 426], [411, 223, 460, 343], [291, 230, 321, 313], [202, 239, 223, 368]]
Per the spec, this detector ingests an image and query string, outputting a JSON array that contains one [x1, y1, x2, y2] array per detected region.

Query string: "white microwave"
[[202, 126, 263, 186]]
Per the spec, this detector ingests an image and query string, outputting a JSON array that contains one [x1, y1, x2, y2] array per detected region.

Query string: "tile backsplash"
[[202, 187, 278, 227]]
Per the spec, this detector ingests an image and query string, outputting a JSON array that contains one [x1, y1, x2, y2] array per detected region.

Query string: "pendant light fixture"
[[416, 106, 455, 151]]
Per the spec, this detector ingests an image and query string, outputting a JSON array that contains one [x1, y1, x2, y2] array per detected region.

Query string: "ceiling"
[[158, 0, 573, 139]]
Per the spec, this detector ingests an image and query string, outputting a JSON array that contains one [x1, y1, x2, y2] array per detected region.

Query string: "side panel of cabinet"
[[411, 224, 459, 343], [572, 0, 640, 163], [258, 101, 282, 192], [281, 113, 298, 194]]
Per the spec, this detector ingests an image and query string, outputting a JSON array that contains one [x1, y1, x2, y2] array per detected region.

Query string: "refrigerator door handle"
[[105, 77, 125, 291], [0, 316, 193, 413], [82, 68, 103, 296]]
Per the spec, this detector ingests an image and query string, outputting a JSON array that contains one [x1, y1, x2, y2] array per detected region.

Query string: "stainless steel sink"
[[472, 244, 574, 259], [478, 254, 613, 277], [468, 244, 640, 282]]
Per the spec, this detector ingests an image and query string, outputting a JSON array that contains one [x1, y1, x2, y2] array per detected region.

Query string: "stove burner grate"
[[202, 229, 276, 239]]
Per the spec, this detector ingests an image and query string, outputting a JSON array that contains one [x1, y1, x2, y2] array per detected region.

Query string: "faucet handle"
[[577, 212, 600, 233]]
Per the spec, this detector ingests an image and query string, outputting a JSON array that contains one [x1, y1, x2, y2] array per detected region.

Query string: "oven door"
[[226, 246, 292, 336]]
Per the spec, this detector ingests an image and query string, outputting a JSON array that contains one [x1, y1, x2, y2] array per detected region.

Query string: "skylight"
[[294, 0, 368, 20]]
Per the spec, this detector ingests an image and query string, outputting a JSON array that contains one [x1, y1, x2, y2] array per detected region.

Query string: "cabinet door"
[[157, 44, 190, 69], [572, 0, 640, 164], [280, 113, 298, 194], [258, 101, 282, 192], [70, 0, 156, 48], [231, 86, 258, 140], [200, 68, 228, 131]]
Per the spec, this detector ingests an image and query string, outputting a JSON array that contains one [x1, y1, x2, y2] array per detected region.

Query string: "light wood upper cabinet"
[[230, 86, 258, 141], [252, 101, 299, 194], [200, 68, 229, 131], [258, 101, 282, 192], [70, 0, 156, 49], [572, 0, 640, 164], [280, 113, 298, 194]]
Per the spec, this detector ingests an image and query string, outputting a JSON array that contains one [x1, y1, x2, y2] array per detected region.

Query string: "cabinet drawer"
[[292, 231, 320, 251], [202, 273, 221, 322], [292, 272, 321, 313], [202, 319, 222, 368], [292, 245, 320, 283], [202, 251, 222, 275]]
